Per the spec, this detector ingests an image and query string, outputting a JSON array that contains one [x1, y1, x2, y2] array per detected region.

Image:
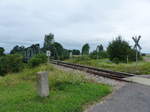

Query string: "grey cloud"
[[0, 0, 150, 53]]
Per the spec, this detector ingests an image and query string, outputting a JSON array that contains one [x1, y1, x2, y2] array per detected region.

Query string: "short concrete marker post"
[[37, 72, 49, 97]]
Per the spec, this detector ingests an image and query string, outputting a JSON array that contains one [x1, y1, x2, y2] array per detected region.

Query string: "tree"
[[63, 49, 70, 59], [10, 45, 25, 55], [28, 54, 47, 67], [0, 54, 24, 76], [82, 43, 90, 55], [43, 33, 54, 50], [53, 42, 64, 60], [72, 49, 80, 55], [97, 44, 104, 52], [0, 47, 5, 56], [42, 33, 71, 60], [107, 36, 131, 63]]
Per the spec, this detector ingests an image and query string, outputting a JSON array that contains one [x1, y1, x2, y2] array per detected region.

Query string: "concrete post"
[[37, 72, 49, 97]]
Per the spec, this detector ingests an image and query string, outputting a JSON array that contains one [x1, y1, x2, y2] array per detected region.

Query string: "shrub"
[[90, 51, 108, 59], [112, 58, 120, 64], [0, 54, 24, 76], [82, 43, 90, 55], [107, 36, 131, 62], [0, 47, 5, 57], [107, 36, 142, 63], [28, 54, 47, 67], [128, 49, 142, 61]]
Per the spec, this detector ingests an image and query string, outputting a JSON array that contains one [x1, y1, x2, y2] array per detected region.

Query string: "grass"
[[0, 64, 111, 112], [65, 57, 150, 75]]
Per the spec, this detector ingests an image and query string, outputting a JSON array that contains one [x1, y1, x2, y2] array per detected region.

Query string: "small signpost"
[[132, 35, 142, 70], [46, 50, 51, 63]]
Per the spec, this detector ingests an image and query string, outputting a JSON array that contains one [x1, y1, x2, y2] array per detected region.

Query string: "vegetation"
[[107, 36, 142, 63], [97, 44, 104, 52], [42, 33, 70, 60], [82, 43, 90, 55], [0, 54, 24, 76], [0, 64, 111, 112], [72, 49, 80, 55], [28, 54, 47, 67], [0, 47, 5, 57], [65, 57, 150, 75], [90, 51, 108, 59], [10, 45, 25, 55], [0, 34, 145, 76]]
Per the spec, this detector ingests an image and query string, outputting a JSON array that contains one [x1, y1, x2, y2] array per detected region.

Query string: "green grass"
[[0, 64, 111, 112], [65, 57, 150, 75]]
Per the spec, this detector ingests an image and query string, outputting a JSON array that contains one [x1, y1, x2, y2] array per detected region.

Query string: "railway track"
[[52, 60, 134, 82]]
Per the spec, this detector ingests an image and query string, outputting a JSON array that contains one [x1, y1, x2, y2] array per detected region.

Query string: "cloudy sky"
[[0, 0, 150, 53]]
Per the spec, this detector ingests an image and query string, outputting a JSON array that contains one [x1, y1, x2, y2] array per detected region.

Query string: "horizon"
[[0, 0, 150, 53]]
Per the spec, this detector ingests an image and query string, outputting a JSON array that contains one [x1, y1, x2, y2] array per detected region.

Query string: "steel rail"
[[52, 60, 134, 82]]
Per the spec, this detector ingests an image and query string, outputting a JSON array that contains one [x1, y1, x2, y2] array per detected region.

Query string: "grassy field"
[[0, 64, 111, 112], [65, 57, 150, 75]]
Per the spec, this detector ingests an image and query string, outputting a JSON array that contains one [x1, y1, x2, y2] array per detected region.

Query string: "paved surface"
[[86, 83, 150, 112], [125, 76, 150, 86]]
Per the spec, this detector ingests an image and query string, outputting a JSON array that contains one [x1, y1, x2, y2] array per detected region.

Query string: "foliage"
[[63, 49, 70, 60], [90, 50, 108, 59], [107, 36, 141, 63], [0, 47, 5, 57], [10, 45, 25, 55], [82, 43, 90, 55], [65, 58, 150, 75], [0, 64, 111, 112], [128, 49, 142, 61], [28, 54, 47, 67], [0, 54, 24, 76], [53, 42, 64, 60], [97, 44, 104, 52], [43, 33, 54, 49], [72, 49, 80, 55], [42, 33, 70, 60], [112, 58, 120, 64]]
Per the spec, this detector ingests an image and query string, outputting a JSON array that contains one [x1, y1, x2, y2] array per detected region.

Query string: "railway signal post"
[[132, 35, 142, 71]]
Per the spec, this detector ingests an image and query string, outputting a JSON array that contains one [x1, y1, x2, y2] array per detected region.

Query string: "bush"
[[112, 58, 120, 64], [76, 55, 90, 61], [90, 51, 108, 59], [28, 54, 47, 67], [128, 49, 142, 61], [107, 36, 142, 63], [107, 36, 131, 62], [0, 54, 24, 76]]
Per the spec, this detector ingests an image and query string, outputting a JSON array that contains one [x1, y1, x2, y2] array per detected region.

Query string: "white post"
[[46, 51, 51, 64], [127, 55, 129, 64], [37, 72, 49, 97], [70, 52, 72, 58]]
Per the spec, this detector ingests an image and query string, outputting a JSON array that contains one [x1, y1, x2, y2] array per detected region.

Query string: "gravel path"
[[85, 83, 150, 112], [54, 65, 126, 89]]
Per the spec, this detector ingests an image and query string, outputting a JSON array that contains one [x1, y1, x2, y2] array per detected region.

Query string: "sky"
[[0, 0, 150, 53]]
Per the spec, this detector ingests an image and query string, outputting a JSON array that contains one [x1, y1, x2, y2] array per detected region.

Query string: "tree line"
[[0, 33, 142, 76]]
